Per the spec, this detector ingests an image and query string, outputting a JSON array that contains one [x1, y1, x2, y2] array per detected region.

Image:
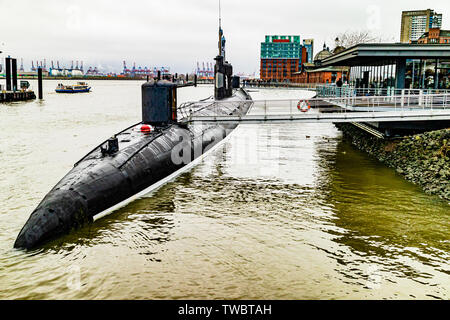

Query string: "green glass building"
[[261, 35, 302, 59], [260, 35, 308, 81]]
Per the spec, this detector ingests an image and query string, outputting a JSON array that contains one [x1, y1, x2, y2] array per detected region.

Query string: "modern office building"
[[303, 39, 314, 63], [260, 35, 309, 82], [400, 9, 442, 43]]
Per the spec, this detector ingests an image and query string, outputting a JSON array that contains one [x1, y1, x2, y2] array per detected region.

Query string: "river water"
[[0, 80, 448, 299]]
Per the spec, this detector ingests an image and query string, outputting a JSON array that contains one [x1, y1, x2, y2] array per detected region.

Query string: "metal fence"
[[242, 81, 318, 89], [322, 92, 450, 111], [316, 85, 450, 98], [178, 93, 450, 124]]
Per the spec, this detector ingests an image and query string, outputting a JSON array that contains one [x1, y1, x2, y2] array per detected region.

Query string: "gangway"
[[178, 93, 450, 125]]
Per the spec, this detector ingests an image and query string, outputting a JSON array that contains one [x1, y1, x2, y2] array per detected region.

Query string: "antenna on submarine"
[[214, 0, 232, 100], [218, 0, 224, 59], [219, 0, 221, 30]]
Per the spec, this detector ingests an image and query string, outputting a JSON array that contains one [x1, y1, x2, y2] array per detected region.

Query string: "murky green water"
[[0, 81, 448, 299]]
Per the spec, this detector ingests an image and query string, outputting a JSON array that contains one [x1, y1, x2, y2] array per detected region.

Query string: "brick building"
[[291, 43, 348, 84], [260, 35, 309, 82], [417, 27, 450, 44], [292, 67, 347, 84]]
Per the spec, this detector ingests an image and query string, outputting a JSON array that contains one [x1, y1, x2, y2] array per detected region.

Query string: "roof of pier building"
[[317, 43, 450, 67]]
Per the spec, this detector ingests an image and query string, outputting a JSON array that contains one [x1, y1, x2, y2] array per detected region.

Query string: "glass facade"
[[437, 60, 450, 89], [261, 35, 303, 59], [348, 59, 450, 90], [349, 61, 397, 89], [303, 41, 314, 63], [406, 59, 450, 89]]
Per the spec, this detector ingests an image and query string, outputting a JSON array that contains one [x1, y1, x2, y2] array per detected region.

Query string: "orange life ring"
[[297, 100, 311, 112]]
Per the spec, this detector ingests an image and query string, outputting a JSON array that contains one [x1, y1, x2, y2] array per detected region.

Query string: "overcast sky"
[[1, 0, 449, 75]]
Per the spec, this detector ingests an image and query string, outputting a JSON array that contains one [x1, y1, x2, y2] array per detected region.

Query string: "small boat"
[[56, 82, 91, 93]]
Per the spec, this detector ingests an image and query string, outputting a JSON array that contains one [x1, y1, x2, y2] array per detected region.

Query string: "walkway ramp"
[[178, 93, 450, 125]]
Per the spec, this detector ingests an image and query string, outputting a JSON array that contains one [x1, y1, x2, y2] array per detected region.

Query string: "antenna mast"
[[218, 0, 223, 57]]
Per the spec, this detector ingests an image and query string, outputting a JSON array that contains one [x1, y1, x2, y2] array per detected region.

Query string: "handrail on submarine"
[[74, 121, 143, 167], [176, 82, 197, 88], [117, 131, 166, 170], [73, 78, 199, 167]]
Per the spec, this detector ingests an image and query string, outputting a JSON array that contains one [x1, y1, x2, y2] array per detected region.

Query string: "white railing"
[[242, 81, 319, 89], [178, 93, 450, 124], [316, 85, 450, 98]]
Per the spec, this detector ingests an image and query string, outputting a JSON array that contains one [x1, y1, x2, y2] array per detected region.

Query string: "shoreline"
[[336, 123, 450, 202], [0, 76, 214, 82]]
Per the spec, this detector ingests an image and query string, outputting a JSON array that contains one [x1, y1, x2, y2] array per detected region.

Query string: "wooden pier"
[[0, 90, 36, 103]]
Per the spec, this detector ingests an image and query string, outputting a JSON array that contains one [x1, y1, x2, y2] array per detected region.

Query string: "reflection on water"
[[324, 142, 449, 299], [0, 83, 448, 300]]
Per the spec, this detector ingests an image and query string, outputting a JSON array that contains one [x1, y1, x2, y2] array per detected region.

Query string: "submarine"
[[14, 29, 253, 249]]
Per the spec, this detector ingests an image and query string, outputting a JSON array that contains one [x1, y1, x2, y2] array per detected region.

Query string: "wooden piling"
[[12, 58, 18, 92], [38, 68, 43, 99], [5, 57, 11, 91]]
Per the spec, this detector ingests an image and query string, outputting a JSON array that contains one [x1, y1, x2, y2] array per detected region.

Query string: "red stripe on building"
[[273, 39, 290, 43]]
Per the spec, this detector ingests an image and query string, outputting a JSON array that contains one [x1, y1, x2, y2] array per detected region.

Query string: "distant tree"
[[333, 30, 394, 49]]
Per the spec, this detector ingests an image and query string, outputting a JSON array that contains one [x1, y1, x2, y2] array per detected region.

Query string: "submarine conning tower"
[[214, 55, 233, 101], [142, 79, 178, 126], [214, 56, 241, 101], [214, 15, 240, 100]]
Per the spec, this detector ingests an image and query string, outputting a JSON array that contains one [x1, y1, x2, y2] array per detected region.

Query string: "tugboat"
[[14, 21, 253, 249], [55, 82, 91, 93]]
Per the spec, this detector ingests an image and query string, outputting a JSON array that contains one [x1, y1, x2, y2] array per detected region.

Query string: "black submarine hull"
[[14, 88, 252, 249]]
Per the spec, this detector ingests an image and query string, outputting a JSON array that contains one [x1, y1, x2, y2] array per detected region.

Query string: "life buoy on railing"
[[297, 100, 311, 112]]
